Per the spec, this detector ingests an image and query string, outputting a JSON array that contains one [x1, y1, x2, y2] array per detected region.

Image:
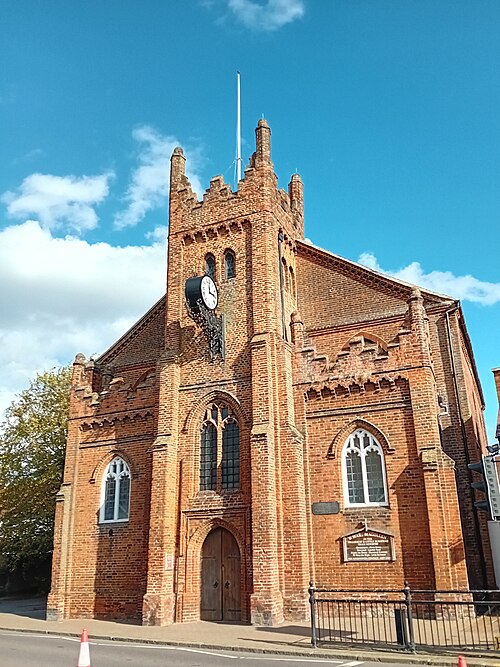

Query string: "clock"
[[185, 275, 218, 312]]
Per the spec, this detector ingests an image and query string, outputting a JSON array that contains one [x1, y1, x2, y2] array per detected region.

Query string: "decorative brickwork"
[[48, 119, 492, 627]]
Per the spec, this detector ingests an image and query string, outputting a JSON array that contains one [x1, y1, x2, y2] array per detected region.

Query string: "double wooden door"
[[200, 527, 241, 621]]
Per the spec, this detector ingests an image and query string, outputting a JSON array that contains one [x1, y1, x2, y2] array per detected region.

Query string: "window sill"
[[196, 489, 241, 497], [344, 504, 390, 511]]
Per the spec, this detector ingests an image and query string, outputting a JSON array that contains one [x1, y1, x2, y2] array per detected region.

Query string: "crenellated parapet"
[[295, 327, 414, 388], [168, 120, 304, 240], [202, 175, 234, 203], [293, 284, 442, 398], [71, 353, 157, 416]]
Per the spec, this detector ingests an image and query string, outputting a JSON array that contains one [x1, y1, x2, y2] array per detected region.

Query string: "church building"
[[48, 119, 492, 626]]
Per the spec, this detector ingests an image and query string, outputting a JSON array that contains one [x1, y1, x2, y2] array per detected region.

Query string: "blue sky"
[[1, 0, 499, 438]]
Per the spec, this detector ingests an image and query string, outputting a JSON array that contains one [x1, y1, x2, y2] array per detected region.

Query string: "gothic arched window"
[[200, 404, 240, 492], [224, 250, 236, 279], [205, 253, 216, 280], [342, 429, 388, 506], [100, 457, 131, 522]]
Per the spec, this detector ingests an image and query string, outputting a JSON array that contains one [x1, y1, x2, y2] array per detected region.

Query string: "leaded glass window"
[[205, 254, 216, 280], [225, 251, 236, 279], [200, 403, 240, 492], [222, 420, 240, 489], [200, 424, 217, 490], [345, 450, 364, 504], [100, 457, 131, 522], [342, 429, 388, 506]]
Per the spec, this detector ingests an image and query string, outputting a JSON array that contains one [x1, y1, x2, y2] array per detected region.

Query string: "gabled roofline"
[[97, 295, 166, 365], [297, 239, 454, 304], [453, 302, 485, 408], [296, 239, 484, 407]]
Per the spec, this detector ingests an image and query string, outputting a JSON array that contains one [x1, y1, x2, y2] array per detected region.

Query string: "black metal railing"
[[309, 582, 500, 653]]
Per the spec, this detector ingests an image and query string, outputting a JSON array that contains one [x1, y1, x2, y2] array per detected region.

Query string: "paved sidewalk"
[[0, 597, 498, 667]]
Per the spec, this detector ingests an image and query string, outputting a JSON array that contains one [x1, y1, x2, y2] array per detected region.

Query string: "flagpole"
[[236, 71, 242, 185]]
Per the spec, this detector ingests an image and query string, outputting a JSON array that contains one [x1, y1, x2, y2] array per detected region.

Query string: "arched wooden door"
[[200, 527, 241, 621]]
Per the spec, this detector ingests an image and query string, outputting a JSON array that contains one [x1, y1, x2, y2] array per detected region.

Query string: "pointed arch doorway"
[[200, 527, 241, 621]]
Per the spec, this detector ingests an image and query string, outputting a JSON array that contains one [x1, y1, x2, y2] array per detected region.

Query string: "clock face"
[[200, 275, 218, 310]]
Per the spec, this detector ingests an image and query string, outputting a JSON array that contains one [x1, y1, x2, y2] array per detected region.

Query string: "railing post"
[[404, 581, 416, 653], [309, 581, 318, 648]]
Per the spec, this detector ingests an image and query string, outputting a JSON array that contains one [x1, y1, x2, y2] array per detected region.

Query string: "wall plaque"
[[312, 501, 340, 515], [342, 525, 395, 562]]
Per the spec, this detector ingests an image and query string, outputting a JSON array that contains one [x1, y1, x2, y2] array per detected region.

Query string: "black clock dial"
[[185, 275, 218, 312]]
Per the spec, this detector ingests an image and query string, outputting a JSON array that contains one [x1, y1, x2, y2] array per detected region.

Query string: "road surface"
[[0, 629, 419, 667]]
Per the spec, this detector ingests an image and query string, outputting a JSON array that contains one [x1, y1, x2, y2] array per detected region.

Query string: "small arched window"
[[205, 254, 216, 280], [200, 403, 240, 492], [225, 250, 236, 279], [100, 457, 131, 522], [289, 266, 296, 296], [281, 257, 288, 291], [342, 429, 387, 506]]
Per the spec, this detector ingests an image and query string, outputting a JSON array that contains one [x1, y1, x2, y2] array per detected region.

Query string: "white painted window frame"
[[342, 428, 388, 508], [99, 456, 131, 523]]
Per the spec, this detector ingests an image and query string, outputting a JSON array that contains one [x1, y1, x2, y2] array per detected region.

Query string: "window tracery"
[[342, 429, 387, 506], [100, 457, 131, 522], [200, 403, 240, 492]]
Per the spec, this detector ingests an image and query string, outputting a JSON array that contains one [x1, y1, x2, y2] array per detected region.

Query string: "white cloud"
[[358, 252, 500, 306], [227, 0, 304, 31], [0, 122, 205, 417], [1, 172, 113, 234], [13, 148, 44, 165], [0, 220, 167, 417], [146, 224, 169, 244], [114, 125, 204, 230]]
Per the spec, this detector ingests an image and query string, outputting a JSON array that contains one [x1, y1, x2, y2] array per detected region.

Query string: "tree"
[[0, 366, 71, 590]]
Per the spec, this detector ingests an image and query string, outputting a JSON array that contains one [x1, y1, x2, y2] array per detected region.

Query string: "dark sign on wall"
[[342, 525, 395, 563], [312, 502, 340, 515]]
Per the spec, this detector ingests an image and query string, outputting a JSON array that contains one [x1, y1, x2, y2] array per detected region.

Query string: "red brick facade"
[[48, 120, 493, 626]]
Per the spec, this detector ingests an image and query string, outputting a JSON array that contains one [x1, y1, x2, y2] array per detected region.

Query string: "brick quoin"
[[47, 119, 493, 626]]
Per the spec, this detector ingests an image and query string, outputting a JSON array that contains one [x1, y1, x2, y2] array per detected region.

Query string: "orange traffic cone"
[[77, 629, 91, 667], [457, 657, 467, 667]]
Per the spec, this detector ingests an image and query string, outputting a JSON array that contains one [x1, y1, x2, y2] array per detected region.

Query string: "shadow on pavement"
[[255, 624, 310, 637], [0, 595, 47, 620]]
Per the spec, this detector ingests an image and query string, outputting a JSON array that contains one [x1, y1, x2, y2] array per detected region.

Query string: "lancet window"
[[100, 457, 131, 522], [224, 250, 236, 279]]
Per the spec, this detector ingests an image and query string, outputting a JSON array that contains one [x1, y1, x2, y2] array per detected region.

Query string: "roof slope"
[[296, 240, 454, 330], [98, 296, 166, 368]]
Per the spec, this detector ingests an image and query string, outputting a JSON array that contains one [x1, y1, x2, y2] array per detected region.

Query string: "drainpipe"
[[445, 302, 488, 588]]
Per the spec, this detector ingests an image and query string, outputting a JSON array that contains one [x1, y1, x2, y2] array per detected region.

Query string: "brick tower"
[[140, 119, 309, 625]]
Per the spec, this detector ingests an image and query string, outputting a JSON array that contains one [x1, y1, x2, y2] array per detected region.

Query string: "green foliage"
[[0, 367, 71, 578]]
